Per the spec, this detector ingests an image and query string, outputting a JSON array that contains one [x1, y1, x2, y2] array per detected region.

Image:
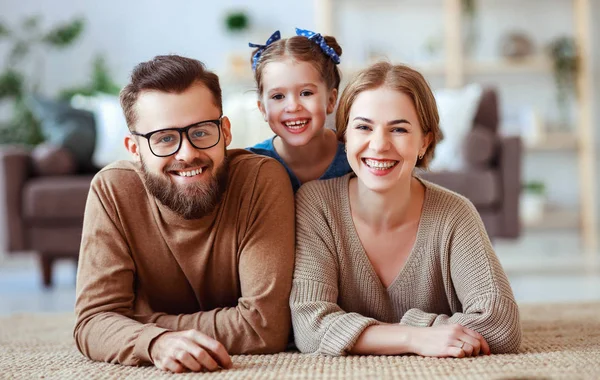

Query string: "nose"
[[173, 132, 198, 162], [369, 128, 391, 152], [284, 95, 302, 112]]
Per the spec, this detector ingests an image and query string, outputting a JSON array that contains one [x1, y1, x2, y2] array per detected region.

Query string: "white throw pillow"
[[71, 94, 131, 168], [223, 92, 273, 149], [429, 83, 483, 171]]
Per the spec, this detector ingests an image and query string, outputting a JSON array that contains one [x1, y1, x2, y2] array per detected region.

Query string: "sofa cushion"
[[26, 95, 97, 173], [429, 83, 483, 171], [31, 143, 77, 177], [473, 88, 499, 133], [22, 176, 94, 221], [420, 170, 501, 208], [462, 126, 498, 168], [70, 94, 131, 168]]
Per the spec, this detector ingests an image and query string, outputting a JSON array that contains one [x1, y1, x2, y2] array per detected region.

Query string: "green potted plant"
[[0, 15, 85, 146], [462, 0, 478, 55], [546, 36, 579, 129], [521, 181, 546, 225], [58, 55, 121, 100], [223, 10, 251, 76], [224, 11, 249, 34]]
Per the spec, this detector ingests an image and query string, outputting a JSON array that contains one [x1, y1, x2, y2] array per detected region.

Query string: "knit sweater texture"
[[290, 173, 521, 356], [74, 150, 295, 366]]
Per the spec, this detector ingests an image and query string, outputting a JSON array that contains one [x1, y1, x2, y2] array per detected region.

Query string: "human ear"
[[221, 116, 233, 147], [326, 88, 338, 114], [125, 134, 141, 162], [257, 100, 267, 121], [420, 131, 433, 157]]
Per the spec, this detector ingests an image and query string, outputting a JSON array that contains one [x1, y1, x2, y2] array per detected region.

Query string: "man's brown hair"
[[335, 62, 443, 168], [120, 55, 222, 131]]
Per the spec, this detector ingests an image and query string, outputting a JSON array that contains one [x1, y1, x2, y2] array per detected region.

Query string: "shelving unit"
[[465, 56, 552, 75], [315, 0, 597, 255], [524, 132, 579, 152], [524, 207, 580, 230]]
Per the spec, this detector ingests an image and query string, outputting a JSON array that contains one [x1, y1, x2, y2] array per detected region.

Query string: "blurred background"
[[0, 0, 599, 313]]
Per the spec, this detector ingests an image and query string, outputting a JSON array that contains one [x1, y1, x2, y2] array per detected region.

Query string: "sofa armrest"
[[0, 146, 32, 252], [497, 136, 522, 238]]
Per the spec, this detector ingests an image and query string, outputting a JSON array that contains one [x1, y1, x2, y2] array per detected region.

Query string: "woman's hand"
[[406, 324, 491, 358]]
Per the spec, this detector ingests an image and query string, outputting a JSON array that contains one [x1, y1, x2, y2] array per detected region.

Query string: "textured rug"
[[1, 303, 599, 379]]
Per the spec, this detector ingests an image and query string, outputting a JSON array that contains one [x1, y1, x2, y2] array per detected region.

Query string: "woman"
[[290, 62, 521, 357]]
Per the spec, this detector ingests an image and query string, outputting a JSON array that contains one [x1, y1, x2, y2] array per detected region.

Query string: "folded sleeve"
[[400, 199, 521, 354], [290, 184, 378, 356], [74, 175, 169, 366]]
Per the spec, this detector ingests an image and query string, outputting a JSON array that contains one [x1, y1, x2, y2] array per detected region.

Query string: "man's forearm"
[[143, 304, 290, 354], [74, 311, 169, 366]]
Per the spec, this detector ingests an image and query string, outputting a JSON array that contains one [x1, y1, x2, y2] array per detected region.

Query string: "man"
[[74, 55, 295, 373]]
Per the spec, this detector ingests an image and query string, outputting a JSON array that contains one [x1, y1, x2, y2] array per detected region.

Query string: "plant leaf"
[[0, 70, 24, 99], [0, 100, 44, 145], [22, 15, 41, 32], [8, 40, 30, 65], [0, 22, 11, 38], [91, 55, 121, 94], [43, 17, 85, 47]]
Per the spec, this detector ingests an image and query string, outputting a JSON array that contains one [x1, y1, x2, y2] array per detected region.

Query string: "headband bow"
[[248, 30, 281, 71], [295, 27, 341, 64]]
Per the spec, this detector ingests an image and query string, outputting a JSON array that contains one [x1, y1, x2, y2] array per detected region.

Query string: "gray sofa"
[[0, 87, 521, 286], [421, 88, 522, 239]]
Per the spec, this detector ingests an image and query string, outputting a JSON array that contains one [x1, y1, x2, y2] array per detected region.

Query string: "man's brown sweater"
[[74, 150, 295, 366]]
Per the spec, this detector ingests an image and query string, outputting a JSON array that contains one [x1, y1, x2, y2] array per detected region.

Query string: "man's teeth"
[[176, 168, 203, 177], [364, 159, 398, 169], [284, 120, 308, 129]]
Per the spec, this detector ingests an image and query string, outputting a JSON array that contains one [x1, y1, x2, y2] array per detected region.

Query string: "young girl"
[[247, 28, 351, 192], [290, 62, 521, 357]]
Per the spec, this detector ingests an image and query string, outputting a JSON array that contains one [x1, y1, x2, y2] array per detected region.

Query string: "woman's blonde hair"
[[336, 62, 443, 168]]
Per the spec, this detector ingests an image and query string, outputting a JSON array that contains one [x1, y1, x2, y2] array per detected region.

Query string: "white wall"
[[0, 0, 315, 95]]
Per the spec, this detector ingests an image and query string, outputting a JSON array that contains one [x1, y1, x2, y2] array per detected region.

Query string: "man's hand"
[[150, 330, 233, 373], [407, 324, 491, 358]]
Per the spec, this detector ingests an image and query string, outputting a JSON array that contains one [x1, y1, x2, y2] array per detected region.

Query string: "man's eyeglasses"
[[131, 117, 222, 157]]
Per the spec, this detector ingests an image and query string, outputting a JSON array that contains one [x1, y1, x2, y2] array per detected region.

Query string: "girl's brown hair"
[[335, 62, 443, 169], [251, 35, 343, 96]]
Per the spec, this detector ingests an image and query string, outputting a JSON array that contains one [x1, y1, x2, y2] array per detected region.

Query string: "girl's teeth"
[[285, 120, 308, 128]]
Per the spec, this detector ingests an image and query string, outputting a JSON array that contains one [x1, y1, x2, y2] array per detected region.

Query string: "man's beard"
[[141, 154, 229, 220]]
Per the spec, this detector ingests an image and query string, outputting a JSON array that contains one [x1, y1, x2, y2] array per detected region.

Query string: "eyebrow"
[[162, 118, 221, 131], [268, 83, 318, 93], [353, 117, 412, 126]]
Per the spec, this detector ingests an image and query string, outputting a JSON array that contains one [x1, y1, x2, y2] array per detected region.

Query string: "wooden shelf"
[[525, 132, 579, 151], [342, 61, 445, 78], [317, 0, 597, 253], [524, 207, 579, 230], [465, 56, 552, 75]]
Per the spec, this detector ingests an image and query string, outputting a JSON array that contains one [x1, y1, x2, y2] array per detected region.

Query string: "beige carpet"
[[1, 303, 599, 379]]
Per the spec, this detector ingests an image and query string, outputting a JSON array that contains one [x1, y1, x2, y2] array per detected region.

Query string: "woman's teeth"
[[284, 120, 308, 129], [176, 168, 203, 177], [364, 159, 398, 170]]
